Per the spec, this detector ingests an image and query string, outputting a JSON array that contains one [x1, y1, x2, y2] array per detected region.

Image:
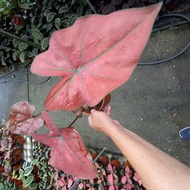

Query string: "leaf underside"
[[31, 3, 162, 111]]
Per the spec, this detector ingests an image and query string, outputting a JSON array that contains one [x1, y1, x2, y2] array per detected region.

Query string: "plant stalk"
[[86, 0, 97, 14], [0, 45, 16, 52], [0, 29, 41, 49]]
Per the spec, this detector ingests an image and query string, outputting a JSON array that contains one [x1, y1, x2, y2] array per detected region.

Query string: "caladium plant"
[[32, 111, 98, 179], [31, 3, 162, 111], [3, 2, 163, 182]]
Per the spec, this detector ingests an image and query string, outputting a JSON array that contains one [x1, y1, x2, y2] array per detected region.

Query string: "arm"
[[88, 106, 190, 190]]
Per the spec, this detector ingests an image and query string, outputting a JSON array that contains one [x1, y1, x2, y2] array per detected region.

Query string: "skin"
[[88, 106, 190, 190]]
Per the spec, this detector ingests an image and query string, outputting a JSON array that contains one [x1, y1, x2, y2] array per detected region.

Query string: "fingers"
[[91, 109, 96, 114], [88, 109, 96, 124], [103, 106, 111, 116]]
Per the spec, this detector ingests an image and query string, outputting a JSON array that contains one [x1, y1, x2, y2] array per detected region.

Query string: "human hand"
[[88, 106, 121, 135]]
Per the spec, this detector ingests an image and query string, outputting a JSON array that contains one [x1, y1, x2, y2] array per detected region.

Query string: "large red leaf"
[[6, 101, 44, 135], [31, 3, 162, 111], [32, 111, 98, 179]]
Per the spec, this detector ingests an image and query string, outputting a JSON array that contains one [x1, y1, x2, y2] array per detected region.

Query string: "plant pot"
[[0, 165, 4, 172], [13, 149, 22, 156], [83, 94, 111, 115], [110, 159, 120, 170], [13, 164, 22, 171], [124, 161, 132, 169], [99, 156, 109, 166], [17, 137, 25, 145], [11, 134, 25, 144], [92, 152, 98, 160]]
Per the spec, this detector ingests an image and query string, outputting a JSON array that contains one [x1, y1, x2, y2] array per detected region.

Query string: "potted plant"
[[3, 1, 162, 186], [0, 127, 25, 176]]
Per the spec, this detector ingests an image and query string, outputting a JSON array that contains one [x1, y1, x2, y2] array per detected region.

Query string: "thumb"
[[91, 109, 97, 114]]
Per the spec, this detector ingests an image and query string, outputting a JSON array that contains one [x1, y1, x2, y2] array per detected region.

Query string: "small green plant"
[[0, 173, 21, 190], [12, 161, 38, 190], [32, 141, 56, 189], [0, 0, 91, 73]]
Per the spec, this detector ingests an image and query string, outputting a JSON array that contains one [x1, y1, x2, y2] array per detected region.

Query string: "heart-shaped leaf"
[[32, 111, 98, 179], [31, 3, 162, 111], [6, 101, 44, 135]]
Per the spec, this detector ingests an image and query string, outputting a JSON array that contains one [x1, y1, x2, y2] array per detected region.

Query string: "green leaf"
[[19, 52, 26, 62], [46, 12, 56, 22], [41, 38, 49, 50], [69, 14, 78, 26], [13, 39, 20, 47], [28, 51, 33, 58], [58, 5, 69, 14], [13, 52, 18, 61], [32, 48, 38, 56], [46, 23, 53, 32], [31, 16, 35, 23], [71, 0, 75, 5], [83, 0, 88, 6], [24, 166, 33, 176], [22, 35, 28, 40], [62, 18, 69, 28], [19, 43, 28, 52], [23, 175, 34, 188], [77, 5, 83, 16], [29, 183, 38, 190], [55, 17, 61, 29], [18, 172, 24, 180], [32, 29, 43, 41]]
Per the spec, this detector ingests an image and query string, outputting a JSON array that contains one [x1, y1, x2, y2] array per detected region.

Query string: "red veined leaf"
[[6, 101, 44, 135], [32, 111, 98, 179], [31, 3, 162, 111]]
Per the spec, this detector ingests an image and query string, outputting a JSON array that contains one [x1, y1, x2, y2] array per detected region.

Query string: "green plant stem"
[[93, 147, 107, 162], [86, 0, 97, 14], [68, 117, 79, 127], [0, 29, 41, 49], [0, 45, 16, 52]]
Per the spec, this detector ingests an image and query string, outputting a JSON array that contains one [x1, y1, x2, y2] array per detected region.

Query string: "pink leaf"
[[121, 176, 127, 184], [101, 168, 106, 176], [57, 179, 65, 187], [67, 178, 73, 188], [125, 183, 134, 190], [6, 101, 44, 135], [32, 111, 98, 179], [108, 164, 113, 172], [31, 3, 162, 111], [109, 185, 115, 190], [133, 173, 143, 186], [107, 174, 114, 185], [78, 183, 84, 189]]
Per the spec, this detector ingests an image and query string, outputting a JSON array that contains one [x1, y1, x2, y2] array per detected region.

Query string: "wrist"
[[105, 122, 123, 137]]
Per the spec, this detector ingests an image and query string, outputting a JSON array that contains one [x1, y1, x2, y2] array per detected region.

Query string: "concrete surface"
[[1, 24, 190, 166], [0, 68, 28, 120]]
